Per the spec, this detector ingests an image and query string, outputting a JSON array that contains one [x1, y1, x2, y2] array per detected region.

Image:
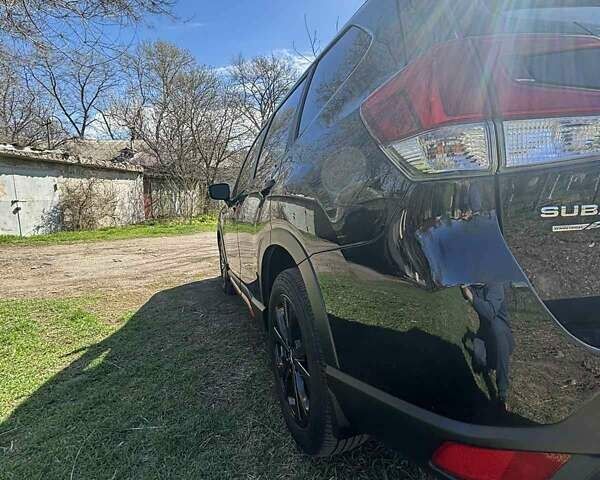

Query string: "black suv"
[[209, 1, 600, 478]]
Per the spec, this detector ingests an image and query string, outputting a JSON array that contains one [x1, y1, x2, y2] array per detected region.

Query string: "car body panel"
[[237, 186, 271, 298], [498, 160, 600, 350], [221, 206, 239, 275]]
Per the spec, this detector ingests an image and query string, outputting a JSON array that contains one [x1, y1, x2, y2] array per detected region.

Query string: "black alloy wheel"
[[267, 268, 368, 456], [272, 293, 311, 427]]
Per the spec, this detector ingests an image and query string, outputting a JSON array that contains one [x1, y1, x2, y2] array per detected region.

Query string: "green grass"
[[0, 216, 217, 246], [0, 282, 428, 479], [0, 298, 118, 418]]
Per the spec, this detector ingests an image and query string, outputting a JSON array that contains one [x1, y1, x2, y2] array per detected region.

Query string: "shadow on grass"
[[0, 278, 429, 480]]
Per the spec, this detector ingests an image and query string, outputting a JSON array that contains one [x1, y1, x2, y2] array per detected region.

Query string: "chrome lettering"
[[561, 205, 580, 217], [581, 204, 599, 216], [540, 206, 560, 218]]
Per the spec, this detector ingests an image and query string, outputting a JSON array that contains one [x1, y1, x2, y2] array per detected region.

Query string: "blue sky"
[[138, 0, 365, 68]]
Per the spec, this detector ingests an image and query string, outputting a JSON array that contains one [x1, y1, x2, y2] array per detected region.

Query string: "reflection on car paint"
[[274, 150, 600, 426]]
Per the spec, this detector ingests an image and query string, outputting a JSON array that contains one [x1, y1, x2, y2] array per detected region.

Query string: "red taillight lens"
[[361, 40, 489, 144], [361, 34, 600, 174], [432, 442, 570, 480], [360, 40, 492, 176]]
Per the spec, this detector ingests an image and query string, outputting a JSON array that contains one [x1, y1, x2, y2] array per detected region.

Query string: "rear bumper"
[[327, 365, 600, 457]]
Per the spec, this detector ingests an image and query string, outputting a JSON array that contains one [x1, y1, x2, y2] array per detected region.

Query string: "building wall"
[[145, 176, 206, 219], [0, 157, 144, 236]]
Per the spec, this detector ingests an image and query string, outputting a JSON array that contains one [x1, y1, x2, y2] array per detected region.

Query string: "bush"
[[50, 178, 120, 232]]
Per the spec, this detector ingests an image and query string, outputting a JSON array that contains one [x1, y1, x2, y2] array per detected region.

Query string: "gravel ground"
[[0, 233, 220, 299]]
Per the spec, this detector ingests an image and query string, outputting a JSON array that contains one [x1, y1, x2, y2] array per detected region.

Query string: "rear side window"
[[233, 129, 266, 198], [256, 77, 307, 185], [299, 26, 371, 135], [400, 0, 457, 59]]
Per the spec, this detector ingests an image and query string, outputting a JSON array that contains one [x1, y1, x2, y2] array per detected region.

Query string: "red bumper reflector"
[[432, 442, 570, 480]]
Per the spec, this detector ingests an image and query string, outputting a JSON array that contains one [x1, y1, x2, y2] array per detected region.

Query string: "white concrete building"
[[0, 144, 145, 236]]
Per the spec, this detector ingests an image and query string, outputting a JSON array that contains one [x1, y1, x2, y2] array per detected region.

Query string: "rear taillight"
[[504, 116, 600, 168], [360, 41, 491, 176], [432, 442, 570, 480], [361, 35, 600, 175], [480, 35, 600, 120], [388, 123, 490, 174]]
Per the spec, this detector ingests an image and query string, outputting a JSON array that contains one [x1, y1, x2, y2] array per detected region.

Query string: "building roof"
[[0, 142, 144, 173], [63, 139, 160, 169]]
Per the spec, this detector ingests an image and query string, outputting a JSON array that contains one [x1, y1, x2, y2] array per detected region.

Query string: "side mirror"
[[209, 183, 231, 202]]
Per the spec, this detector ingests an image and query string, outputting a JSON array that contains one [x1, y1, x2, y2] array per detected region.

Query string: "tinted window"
[[459, 3, 600, 36], [401, 0, 457, 59], [299, 26, 371, 134], [508, 49, 600, 91], [256, 77, 307, 184], [233, 129, 266, 198]]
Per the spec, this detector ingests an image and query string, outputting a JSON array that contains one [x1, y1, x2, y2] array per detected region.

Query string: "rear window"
[[401, 0, 457, 59], [506, 48, 600, 90], [256, 77, 307, 184], [460, 3, 600, 36]]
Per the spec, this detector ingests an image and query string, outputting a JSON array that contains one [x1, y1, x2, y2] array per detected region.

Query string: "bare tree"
[[56, 177, 120, 231], [190, 82, 247, 212], [230, 54, 298, 136], [0, 0, 173, 54], [293, 14, 321, 62], [0, 62, 65, 147], [28, 50, 119, 139], [115, 41, 196, 142], [0, 0, 174, 145], [114, 41, 231, 218]]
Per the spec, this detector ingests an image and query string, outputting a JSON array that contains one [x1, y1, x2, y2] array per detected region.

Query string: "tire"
[[267, 267, 368, 456], [218, 236, 235, 296]]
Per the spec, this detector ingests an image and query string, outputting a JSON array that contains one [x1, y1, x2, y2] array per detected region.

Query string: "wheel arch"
[[261, 228, 340, 369]]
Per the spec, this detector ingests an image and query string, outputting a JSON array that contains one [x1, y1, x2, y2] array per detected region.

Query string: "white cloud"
[[272, 48, 314, 73], [86, 111, 129, 140], [214, 49, 313, 78]]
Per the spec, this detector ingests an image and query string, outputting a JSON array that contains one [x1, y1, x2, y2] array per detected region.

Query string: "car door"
[[237, 76, 309, 297], [225, 129, 267, 279]]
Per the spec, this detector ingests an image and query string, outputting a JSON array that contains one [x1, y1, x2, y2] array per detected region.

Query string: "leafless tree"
[[0, 61, 66, 147], [28, 50, 120, 139], [0, 0, 173, 55], [190, 82, 247, 212], [56, 177, 120, 231], [230, 53, 298, 136], [0, 0, 173, 145], [293, 14, 321, 63], [113, 41, 243, 218]]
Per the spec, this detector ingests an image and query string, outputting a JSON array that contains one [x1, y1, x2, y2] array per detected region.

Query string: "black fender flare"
[[264, 227, 340, 369], [265, 227, 353, 433]]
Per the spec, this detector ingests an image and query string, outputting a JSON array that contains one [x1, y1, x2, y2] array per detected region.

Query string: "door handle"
[[260, 179, 276, 196]]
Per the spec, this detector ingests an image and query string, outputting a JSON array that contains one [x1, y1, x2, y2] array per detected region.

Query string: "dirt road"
[[0, 232, 220, 299]]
